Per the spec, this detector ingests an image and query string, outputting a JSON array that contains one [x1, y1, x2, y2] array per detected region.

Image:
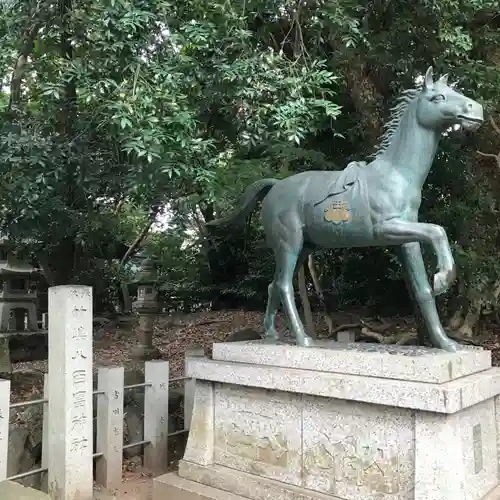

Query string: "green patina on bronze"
[[208, 67, 484, 352]]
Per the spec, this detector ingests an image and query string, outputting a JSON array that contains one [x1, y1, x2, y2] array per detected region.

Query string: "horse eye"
[[431, 94, 446, 102]]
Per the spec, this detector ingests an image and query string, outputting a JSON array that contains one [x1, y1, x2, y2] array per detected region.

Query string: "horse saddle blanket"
[[314, 161, 366, 206]]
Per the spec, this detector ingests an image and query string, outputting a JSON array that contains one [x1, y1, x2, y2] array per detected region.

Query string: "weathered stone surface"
[[160, 463, 500, 500], [47, 285, 93, 500], [212, 340, 491, 383], [214, 385, 302, 486], [336, 331, 356, 343], [0, 480, 48, 499], [184, 380, 215, 466], [7, 426, 40, 490], [0, 337, 10, 372], [415, 398, 498, 500], [155, 472, 248, 500], [171, 345, 500, 500], [187, 357, 500, 414], [302, 396, 414, 500]]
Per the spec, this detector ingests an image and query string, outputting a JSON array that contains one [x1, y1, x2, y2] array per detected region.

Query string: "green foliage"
[[0, 0, 498, 319], [0, 0, 343, 296]]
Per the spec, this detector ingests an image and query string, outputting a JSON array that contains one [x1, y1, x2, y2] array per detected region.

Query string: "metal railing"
[[5, 369, 194, 481], [120, 375, 192, 450]]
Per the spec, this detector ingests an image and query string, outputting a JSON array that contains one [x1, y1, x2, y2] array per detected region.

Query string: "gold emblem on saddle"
[[324, 201, 351, 223]]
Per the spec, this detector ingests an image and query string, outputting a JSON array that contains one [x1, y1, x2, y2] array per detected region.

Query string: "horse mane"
[[370, 85, 422, 159]]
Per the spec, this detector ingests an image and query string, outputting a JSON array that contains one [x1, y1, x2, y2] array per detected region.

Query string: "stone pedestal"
[[154, 340, 500, 500]]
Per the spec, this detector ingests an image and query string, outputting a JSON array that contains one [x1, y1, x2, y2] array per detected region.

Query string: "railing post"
[[95, 366, 124, 489], [184, 347, 204, 431], [48, 285, 93, 500], [144, 360, 169, 475], [41, 374, 49, 492], [0, 378, 10, 481]]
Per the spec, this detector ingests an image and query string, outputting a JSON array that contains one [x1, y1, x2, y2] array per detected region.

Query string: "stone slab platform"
[[0, 481, 49, 499], [173, 344, 500, 500], [155, 471, 247, 499], [187, 356, 500, 413], [156, 466, 500, 500], [212, 340, 491, 383]]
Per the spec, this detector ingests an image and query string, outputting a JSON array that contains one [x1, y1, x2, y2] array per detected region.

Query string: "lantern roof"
[[132, 258, 158, 285]]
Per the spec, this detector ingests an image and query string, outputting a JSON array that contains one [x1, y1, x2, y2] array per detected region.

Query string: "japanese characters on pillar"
[[70, 334, 90, 455], [96, 366, 124, 490], [48, 285, 93, 500]]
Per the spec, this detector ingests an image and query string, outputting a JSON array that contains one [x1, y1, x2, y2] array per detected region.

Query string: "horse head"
[[416, 66, 484, 132]]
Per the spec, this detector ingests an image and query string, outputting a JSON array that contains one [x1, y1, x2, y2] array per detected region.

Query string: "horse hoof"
[[438, 338, 459, 352], [297, 336, 315, 347], [433, 271, 449, 296], [262, 334, 280, 343]]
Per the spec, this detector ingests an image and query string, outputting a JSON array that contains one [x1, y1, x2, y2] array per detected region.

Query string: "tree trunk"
[[121, 282, 133, 314], [118, 203, 162, 313], [448, 306, 465, 330], [308, 254, 334, 336], [298, 265, 315, 338]]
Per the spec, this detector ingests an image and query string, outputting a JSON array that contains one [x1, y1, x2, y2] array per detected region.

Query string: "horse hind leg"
[[274, 244, 314, 347], [263, 280, 281, 341], [263, 247, 311, 342]]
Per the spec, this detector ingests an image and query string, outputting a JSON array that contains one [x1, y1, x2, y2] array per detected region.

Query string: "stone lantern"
[[131, 257, 162, 360], [0, 238, 38, 332]]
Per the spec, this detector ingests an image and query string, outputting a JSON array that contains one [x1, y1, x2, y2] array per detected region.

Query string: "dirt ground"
[[9, 308, 500, 497], [93, 474, 152, 499]]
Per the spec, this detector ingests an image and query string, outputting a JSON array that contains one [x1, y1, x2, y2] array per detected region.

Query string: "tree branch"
[[119, 203, 162, 266], [330, 319, 391, 336], [477, 150, 500, 169], [477, 116, 500, 169], [489, 116, 500, 138], [360, 327, 417, 345]]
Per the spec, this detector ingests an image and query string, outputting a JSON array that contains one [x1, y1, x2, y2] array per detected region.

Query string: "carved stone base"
[[156, 466, 500, 500], [154, 341, 500, 500]]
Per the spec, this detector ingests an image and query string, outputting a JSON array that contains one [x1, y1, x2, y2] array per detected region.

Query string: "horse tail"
[[206, 178, 279, 228]]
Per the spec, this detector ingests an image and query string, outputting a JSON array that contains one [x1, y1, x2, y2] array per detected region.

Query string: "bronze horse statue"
[[208, 67, 484, 352]]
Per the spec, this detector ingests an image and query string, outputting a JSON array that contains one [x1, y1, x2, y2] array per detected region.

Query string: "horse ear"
[[438, 73, 449, 85], [423, 66, 434, 90]]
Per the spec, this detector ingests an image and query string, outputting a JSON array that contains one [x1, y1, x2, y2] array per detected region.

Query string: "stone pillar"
[[47, 285, 93, 500], [95, 366, 124, 490], [134, 313, 158, 359], [0, 337, 11, 373], [42, 312, 48, 330], [131, 258, 161, 361], [184, 347, 205, 431], [0, 378, 10, 480]]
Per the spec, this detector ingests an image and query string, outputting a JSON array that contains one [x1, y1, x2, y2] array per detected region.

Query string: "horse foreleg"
[[376, 219, 456, 296], [400, 242, 458, 352], [275, 247, 314, 347]]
